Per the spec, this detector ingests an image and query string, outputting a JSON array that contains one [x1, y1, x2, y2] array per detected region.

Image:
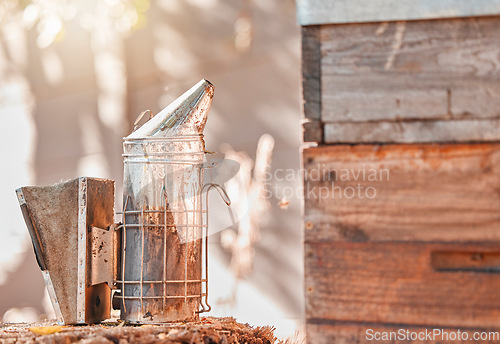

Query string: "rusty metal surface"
[[17, 179, 80, 324], [84, 178, 115, 324], [16, 178, 115, 325], [77, 178, 87, 323], [118, 80, 215, 323], [90, 226, 114, 287], [127, 79, 214, 139], [119, 139, 206, 322]]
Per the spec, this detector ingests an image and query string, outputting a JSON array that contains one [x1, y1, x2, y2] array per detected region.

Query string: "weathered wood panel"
[[297, 0, 500, 26], [301, 26, 323, 143], [318, 17, 500, 143], [324, 119, 500, 143], [303, 144, 500, 242], [301, 26, 322, 143], [307, 323, 500, 344], [301, 26, 321, 121], [302, 26, 323, 142], [305, 241, 500, 327], [303, 143, 500, 339], [302, 120, 322, 143]]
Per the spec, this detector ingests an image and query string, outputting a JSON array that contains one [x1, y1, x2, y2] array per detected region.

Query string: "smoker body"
[[116, 79, 216, 322], [118, 136, 206, 323]]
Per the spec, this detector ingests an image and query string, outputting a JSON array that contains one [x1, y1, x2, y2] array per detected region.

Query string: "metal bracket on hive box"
[[16, 177, 116, 325]]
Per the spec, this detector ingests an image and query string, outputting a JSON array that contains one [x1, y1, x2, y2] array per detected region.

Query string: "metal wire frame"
[[114, 182, 230, 316], [115, 199, 206, 314]]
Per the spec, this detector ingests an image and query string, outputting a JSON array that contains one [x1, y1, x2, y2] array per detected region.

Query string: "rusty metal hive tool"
[[16, 79, 231, 325]]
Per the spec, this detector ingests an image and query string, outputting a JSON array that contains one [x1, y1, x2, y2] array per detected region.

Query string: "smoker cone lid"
[[126, 79, 214, 139]]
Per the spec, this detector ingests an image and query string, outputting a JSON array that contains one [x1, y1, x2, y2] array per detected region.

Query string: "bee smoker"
[[16, 79, 230, 324]]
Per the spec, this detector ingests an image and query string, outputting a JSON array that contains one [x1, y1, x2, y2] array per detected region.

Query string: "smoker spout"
[[127, 79, 214, 138]]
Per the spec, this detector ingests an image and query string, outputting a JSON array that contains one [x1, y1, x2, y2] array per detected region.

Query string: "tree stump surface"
[[0, 317, 282, 344]]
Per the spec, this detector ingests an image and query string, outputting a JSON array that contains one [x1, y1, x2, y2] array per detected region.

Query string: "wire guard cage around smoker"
[[115, 80, 229, 323], [117, 136, 230, 323]]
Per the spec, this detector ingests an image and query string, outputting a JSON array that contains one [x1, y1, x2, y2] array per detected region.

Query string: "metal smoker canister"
[[118, 80, 225, 323]]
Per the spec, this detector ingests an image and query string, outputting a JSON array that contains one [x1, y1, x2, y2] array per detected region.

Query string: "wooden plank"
[[297, 0, 500, 26], [303, 144, 500, 242], [306, 322, 500, 344], [318, 17, 500, 143], [305, 241, 500, 327], [301, 26, 321, 122], [303, 120, 322, 143], [321, 18, 500, 122], [323, 118, 500, 143]]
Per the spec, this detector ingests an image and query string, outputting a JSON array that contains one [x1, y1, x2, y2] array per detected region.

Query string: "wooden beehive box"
[[298, 1, 500, 343]]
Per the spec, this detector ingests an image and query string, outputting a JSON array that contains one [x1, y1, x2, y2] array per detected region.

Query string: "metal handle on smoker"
[[204, 183, 231, 206], [133, 109, 154, 131], [197, 183, 231, 313]]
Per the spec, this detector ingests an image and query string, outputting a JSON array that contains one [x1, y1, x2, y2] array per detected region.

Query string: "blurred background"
[[0, 0, 302, 339]]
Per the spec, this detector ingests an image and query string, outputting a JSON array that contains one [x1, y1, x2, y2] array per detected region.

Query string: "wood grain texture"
[[318, 17, 500, 143], [305, 241, 500, 327], [324, 118, 500, 143], [297, 0, 500, 26], [306, 322, 500, 344], [303, 144, 500, 242], [301, 26, 321, 122], [303, 144, 500, 339], [303, 120, 322, 143]]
